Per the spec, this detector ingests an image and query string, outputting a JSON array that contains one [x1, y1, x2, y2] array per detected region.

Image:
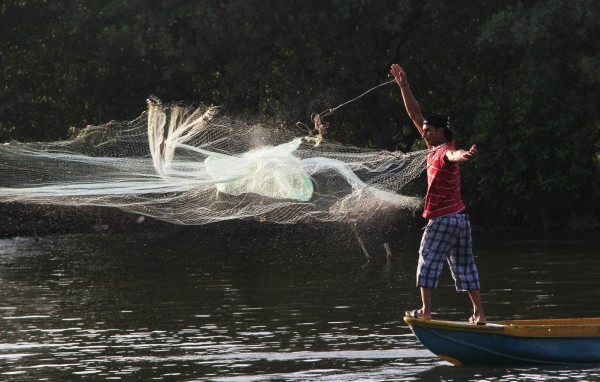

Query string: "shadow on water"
[[411, 363, 600, 382], [0, 220, 599, 380]]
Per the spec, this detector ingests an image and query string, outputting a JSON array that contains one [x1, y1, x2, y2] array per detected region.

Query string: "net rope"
[[0, 100, 427, 225]]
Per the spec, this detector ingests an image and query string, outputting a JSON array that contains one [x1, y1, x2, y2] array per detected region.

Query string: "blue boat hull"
[[405, 317, 600, 366]]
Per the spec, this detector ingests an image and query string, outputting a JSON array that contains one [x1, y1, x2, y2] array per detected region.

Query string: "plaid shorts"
[[417, 213, 481, 291]]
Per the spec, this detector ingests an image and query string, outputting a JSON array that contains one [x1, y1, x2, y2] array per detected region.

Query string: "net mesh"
[[0, 101, 427, 225]]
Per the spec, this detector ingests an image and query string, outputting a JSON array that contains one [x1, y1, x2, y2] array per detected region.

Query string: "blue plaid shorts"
[[417, 213, 481, 291]]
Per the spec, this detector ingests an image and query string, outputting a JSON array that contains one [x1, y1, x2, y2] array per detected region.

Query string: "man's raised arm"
[[390, 64, 425, 136]]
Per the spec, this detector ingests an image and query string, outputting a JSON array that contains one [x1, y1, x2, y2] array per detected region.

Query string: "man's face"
[[422, 124, 445, 146]]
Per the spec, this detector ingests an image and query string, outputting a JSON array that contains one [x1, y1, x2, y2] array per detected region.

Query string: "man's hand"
[[462, 144, 477, 161], [390, 64, 409, 87], [446, 144, 477, 163]]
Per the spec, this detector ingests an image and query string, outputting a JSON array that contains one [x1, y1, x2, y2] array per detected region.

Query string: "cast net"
[[0, 100, 427, 225]]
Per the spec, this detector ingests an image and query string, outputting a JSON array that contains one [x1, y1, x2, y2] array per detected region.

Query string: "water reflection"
[[0, 227, 599, 380]]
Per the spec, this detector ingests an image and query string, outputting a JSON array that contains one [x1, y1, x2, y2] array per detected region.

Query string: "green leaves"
[[1, 0, 598, 229]]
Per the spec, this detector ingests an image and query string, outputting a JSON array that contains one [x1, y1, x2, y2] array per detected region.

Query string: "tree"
[[1, 0, 597, 230], [465, 0, 600, 229]]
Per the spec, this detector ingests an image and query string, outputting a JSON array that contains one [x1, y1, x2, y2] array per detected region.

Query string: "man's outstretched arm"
[[390, 64, 425, 136], [446, 144, 477, 163]]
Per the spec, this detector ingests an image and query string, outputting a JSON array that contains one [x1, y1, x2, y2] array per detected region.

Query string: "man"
[[390, 63, 486, 325]]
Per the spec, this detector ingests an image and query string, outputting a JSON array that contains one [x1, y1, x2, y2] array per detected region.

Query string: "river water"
[[0, 223, 599, 381]]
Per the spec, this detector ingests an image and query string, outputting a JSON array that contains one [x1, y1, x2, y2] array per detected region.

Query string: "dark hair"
[[424, 113, 453, 141]]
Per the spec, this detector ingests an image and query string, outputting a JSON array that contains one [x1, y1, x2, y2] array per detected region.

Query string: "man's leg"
[[420, 287, 433, 320], [415, 218, 455, 318], [467, 289, 486, 323], [449, 214, 485, 322]]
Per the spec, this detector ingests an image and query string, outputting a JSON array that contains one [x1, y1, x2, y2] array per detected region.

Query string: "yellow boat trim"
[[404, 316, 600, 338]]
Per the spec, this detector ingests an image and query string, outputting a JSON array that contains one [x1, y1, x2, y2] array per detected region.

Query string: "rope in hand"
[[297, 78, 396, 146]]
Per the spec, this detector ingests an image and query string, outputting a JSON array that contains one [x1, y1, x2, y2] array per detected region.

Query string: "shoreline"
[[1, 204, 597, 240]]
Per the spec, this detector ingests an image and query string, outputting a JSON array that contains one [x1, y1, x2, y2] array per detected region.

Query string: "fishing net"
[[0, 100, 427, 225]]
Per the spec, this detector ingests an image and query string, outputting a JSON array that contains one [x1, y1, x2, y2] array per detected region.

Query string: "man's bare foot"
[[405, 309, 432, 320], [468, 314, 486, 325]]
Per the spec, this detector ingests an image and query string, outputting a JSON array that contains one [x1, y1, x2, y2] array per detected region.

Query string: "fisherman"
[[390, 63, 486, 325]]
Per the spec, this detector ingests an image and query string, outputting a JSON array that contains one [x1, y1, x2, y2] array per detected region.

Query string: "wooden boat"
[[404, 316, 600, 366]]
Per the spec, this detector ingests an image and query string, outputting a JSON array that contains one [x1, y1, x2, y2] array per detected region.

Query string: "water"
[[0, 223, 599, 381]]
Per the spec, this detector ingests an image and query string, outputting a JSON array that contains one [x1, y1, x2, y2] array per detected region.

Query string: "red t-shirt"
[[423, 141, 466, 219]]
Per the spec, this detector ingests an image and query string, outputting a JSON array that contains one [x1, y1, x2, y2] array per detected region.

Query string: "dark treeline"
[[1, 0, 598, 231]]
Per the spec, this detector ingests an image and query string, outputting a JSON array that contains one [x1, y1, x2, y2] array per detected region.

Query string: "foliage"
[[466, 0, 600, 229], [0, 0, 598, 230]]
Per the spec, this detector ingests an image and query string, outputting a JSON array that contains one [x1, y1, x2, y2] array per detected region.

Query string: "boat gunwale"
[[404, 316, 600, 338]]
